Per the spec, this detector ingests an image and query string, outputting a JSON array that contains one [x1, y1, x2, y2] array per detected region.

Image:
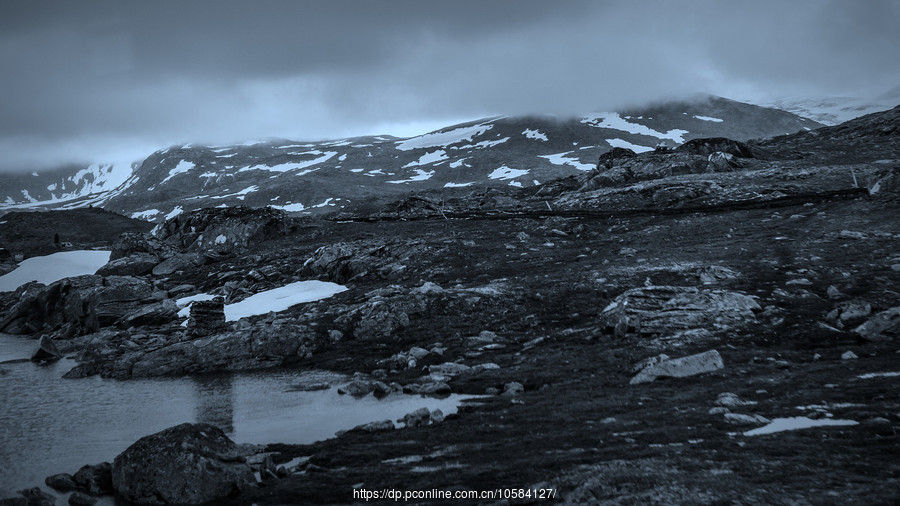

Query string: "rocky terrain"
[[0, 106, 898, 504]]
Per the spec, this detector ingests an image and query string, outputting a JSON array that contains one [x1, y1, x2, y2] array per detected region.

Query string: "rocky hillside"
[[0, 96, 820, 221], [0, 103, 898, 505]]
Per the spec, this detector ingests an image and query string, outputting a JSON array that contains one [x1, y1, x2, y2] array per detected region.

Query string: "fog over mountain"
[[1, 0, 898, 171]]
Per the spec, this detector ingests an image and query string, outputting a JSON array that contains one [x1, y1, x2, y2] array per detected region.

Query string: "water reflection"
[[0, 335, 473, 498], [194, 375, 234, 433]]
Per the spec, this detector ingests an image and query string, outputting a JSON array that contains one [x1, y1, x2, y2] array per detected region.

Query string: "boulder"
[[118, 300, 178, 328], [151, 253, 206, 276], [67, 491, 97, 505], [31, 335, 62, 363], [96, 253, 160, 277], [402, 381, 451, 396], [399, 407, 434, 428], [187, 297, 226, 336], [337, 379, 374, 397], [600, 286, 760, 339], [111, 423, 253, 505], [596, 147, 637, 170], [153, 206, 288, 254], [301, 243, 367, 283], [676, 137, 755, 158], [126, 321, 316, 377], [44, 473, 77, 491], [345, 419, 395, 433], [853, 307, 900, 341], [72, 462, 113, 496], [16, 488, 55, 506], [109, 232, 170, 261], [349, 299, 411, 341], [630, 349, 725, 384]]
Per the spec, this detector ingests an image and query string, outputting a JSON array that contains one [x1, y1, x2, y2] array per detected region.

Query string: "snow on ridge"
[[237, 151, 337, 174], [459, 137, 510, 149], [404, 150, 448, 167], [582, 112, 688, 143], [539, 152, 594, 171], [395, 123, 494, 151], [606, 138, 654, 153], [522, 129, 548, 141], [387, 169, 435, 184], [165, 206, 184, 220], [160, 160, 197, 185], [131, 209, 161, 219], [488, 166, 529, 180], [693, 115, 724, 122]]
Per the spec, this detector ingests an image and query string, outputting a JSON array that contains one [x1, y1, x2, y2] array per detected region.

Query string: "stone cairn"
[[188, 297, 226, 337]]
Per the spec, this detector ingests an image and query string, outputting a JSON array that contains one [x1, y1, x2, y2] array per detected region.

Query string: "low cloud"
[[1, 0, 897, 171]]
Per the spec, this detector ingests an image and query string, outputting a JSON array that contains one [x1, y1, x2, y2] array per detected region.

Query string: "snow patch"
[[176, 281, 345, 322], [522, 129, 548, 141], [131, 209, 161, 219], [458, 137, 510, 149], [444, 182, 475, 188], [273, 203, 307, 212], [857, 371, 900, 379], [165, 206, 183, 220], [488, 166, 529, 180], [387, 169, 435, 184], [238, 151, 337, 174], [582, 112, 688, 143], [0, 250, 111, 292], [693, 115, 724, 122], [539, 153, 594, 171], [606, 138, 654, 153], [404, 150, 448, 167], [744, 417, 858, 436], [395, 123, 493, 151], [161, 161, 196, 184]]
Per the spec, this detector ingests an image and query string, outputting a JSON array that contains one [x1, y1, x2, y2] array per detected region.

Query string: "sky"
[[1, 0, 898, 171]]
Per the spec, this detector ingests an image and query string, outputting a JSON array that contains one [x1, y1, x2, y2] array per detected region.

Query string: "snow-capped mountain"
[[0, 96, 821, 221], [766, 86, 900, 126]]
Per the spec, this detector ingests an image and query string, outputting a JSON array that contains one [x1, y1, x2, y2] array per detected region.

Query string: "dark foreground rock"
[[112, 423, 253, 505]]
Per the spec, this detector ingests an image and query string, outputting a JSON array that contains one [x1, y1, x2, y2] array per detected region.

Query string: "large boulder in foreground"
[[630, 349, 725, 384], [600, 285, 760, 339], [111, 423, 253, 505]]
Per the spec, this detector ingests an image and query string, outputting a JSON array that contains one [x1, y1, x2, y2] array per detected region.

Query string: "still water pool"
[[0, 334, 469, 498]]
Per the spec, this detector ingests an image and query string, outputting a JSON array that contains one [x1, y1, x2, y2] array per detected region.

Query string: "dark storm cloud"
[[1, 0, 898, 171]]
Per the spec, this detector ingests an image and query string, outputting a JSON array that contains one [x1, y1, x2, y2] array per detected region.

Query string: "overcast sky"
[[1, 0, 898, 171]]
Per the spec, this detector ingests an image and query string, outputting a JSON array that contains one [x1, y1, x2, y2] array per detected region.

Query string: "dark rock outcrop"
[[111, 423, 253, 505], [187, 297, 226, 337], [30, 335, 62, 363], [72, 462, 113, 496], [126, 320, 316, 377], [596, 147, 637, 169], [95, 253, 160, 277], [600, 286, 760, 339], [676, 137, 755, 158], [0, 275, 153, 336], [153, 206, 289, 254]]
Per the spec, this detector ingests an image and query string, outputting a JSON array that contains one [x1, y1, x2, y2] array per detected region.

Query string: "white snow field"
[[176, 280, 348, 322], [744, 416, 858, 436], [0, 250, 111, 292]]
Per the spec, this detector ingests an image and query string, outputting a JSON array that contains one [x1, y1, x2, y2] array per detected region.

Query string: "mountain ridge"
[[0, 96, 822, 221]]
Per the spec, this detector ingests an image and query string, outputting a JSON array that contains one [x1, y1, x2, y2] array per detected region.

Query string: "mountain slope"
[[0, 96, 821, 221]]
